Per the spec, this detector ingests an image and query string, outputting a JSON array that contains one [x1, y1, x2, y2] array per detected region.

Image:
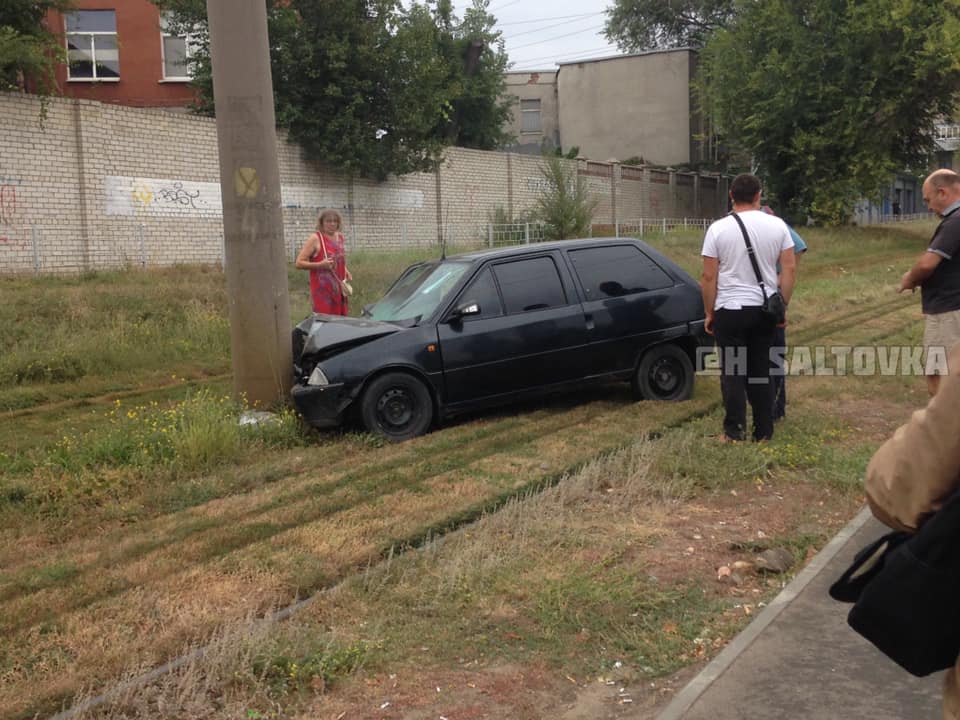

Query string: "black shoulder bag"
[[730, 212, 786, 325], [829, 488, 960, 677]]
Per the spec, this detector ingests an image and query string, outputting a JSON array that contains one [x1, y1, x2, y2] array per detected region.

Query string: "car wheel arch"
[[356, 365, 438, 405]]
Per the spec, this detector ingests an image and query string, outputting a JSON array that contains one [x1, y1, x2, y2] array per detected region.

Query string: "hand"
[[898, 271, 915, 293], [705, 314, 714, 336]]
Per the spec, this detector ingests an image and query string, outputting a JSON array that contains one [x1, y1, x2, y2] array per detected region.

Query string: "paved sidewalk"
[[658, 507, 944, 720]]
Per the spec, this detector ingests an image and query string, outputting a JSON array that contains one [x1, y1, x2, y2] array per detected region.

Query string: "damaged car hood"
[[295, 314, 402, 357]]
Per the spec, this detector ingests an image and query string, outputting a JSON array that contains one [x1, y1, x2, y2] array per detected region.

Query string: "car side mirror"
[[448, 302, 481, 322]]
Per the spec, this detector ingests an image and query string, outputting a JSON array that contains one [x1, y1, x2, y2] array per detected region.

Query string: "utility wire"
[[497, 12, 600, 27], [488, 0, 524, 13], [503, 14, 603, 40], [510, 44, 622, 68], [509, 23, 606, 51]]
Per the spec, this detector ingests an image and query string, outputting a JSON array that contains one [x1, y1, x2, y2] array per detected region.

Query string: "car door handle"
[[584, 313, 595, 331]]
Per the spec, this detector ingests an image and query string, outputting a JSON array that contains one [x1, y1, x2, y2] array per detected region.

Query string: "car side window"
[[568, 245, 674, 299], [493, 256, 567, 314], [456, 267, 503, 320]]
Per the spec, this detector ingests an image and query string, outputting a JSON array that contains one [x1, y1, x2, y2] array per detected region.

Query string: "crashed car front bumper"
[[290, 382, 353, 428]]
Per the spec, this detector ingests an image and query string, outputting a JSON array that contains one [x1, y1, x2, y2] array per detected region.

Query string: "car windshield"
[[367, 260, 471, 324]]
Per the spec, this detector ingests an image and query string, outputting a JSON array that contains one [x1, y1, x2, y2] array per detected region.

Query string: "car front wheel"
[[633, 344, 694, 401], [359, 372, 434, 441]]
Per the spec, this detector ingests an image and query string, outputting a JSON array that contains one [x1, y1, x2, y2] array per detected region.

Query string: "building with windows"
[[503, 70, 559, 155], [44, 0, 195, 108], [502, 48, 706, 167]]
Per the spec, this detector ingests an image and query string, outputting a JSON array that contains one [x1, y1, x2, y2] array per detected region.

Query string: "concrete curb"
[[656, 505, 874, 720]]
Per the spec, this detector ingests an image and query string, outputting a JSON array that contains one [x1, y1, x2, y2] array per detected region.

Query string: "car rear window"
[[493, 256, 567, 314], [568, 245, 674, 299]]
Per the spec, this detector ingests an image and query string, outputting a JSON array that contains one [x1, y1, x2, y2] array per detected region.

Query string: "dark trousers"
[[714, 307, 777, 441], [772, 325, 787, 420]]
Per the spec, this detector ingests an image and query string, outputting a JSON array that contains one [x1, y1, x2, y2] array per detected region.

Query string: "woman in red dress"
[[295, 209, 353, 315]]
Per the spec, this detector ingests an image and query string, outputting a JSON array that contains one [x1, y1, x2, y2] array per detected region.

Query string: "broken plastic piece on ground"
[[239, 410, 280, 428]]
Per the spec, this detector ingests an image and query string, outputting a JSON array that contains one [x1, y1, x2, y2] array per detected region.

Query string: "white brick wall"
[[0, 92, 727, 275]]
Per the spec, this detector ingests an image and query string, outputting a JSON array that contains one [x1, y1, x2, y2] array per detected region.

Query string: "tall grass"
[[1, 251, 443, 412], [0, 390, 308, 520]]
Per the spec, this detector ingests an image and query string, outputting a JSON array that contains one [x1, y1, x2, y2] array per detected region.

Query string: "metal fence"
[[859, 212, 934, 225], [613, 217, 712, 237], [2, 217, 715, 276]]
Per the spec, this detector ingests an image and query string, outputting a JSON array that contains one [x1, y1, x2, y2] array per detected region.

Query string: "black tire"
[[359, 372, 434, 441], [633, 344, 694, 401]]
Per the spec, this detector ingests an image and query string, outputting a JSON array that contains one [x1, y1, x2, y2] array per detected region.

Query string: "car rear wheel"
[[633, 344, 694, 401], [360, 372, 434, 441]]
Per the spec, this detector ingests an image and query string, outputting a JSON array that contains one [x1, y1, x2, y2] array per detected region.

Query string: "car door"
[[437, 254, 590, 406], [566, 243, 680, 376]]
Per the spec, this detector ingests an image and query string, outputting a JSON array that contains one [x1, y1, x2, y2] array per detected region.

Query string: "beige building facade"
[[503, 49, 705, 167], [503, 70, 559, 155]]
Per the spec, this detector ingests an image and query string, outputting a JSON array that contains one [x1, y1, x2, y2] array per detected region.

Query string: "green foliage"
[[0, 0, 72, 94], [548, 145, 580, 159], [0, 391, 309, 517], [155, 0, 512, 179], [252, 640, 368, 695], [437, 0, 514, 150], [535, 156, 597, 240], [700, 0, 960, 224], [604, 0, 736, 51]]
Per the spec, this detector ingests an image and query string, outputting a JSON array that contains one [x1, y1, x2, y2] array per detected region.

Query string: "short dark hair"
[[730, 174, 762, 204]]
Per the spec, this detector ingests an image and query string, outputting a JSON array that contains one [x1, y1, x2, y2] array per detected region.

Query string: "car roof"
[[444, 237, 663, 263]]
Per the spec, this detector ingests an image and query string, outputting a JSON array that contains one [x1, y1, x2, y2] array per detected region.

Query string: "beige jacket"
[[865, 346, 960, 719], [865, 346, 960, 532]]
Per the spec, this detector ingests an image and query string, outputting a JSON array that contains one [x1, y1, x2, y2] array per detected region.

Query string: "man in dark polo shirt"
[[899, 169, 960, 396]]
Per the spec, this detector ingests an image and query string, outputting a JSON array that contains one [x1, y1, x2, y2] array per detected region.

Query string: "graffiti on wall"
[[1, 176, 21, 221], [281, 185, 350, 212], [107, 176, 223, 217], [107, 176, 424, 218], [0, 175, 22, 245]]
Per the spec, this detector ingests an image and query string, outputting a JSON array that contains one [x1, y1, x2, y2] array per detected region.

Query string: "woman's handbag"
[[829, 489, 960, 677], [730, 212, 786, 324], [318, 233, 353, 297]]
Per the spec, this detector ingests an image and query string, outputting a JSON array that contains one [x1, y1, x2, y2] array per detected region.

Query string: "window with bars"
[[66, 10, 119, 81]]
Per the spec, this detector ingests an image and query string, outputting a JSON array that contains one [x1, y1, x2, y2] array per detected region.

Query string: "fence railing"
[[612, 217, 712, 237], [1, 217, 716, 276], [859, 212, 934, 226]]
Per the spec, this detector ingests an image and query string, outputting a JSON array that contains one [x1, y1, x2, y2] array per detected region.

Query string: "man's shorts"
[[923, 308, 960, 374]]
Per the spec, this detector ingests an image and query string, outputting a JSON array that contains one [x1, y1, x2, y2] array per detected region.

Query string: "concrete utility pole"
[[206, 0, 292, 406]]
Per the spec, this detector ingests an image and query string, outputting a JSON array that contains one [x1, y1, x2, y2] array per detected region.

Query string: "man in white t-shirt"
[[701, 174, 796, 442]]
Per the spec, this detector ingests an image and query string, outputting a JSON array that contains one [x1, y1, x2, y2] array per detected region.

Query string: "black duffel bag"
[[830, 490, 960, 677]]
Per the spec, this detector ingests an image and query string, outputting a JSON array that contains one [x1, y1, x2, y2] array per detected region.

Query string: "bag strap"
[[730, 212, 769, 299], [316, 233, 329, 262]]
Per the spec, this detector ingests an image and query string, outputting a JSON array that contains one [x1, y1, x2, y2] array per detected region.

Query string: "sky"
[[451, 0, 623, 72]]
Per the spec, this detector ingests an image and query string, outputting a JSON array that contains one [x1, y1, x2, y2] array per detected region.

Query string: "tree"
[[604, 0, 736, 51], [535, 156, 597, 240], [155, 0, 512, 179], [438, 0, 513, 150], [0, 0, 73, 94], [700, 0, 960, 223]]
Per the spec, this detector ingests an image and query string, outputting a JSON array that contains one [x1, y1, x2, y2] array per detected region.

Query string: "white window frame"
[[65, 10, 120, 83], [159, 12, 193, 82], [520, 98, 541, 134]]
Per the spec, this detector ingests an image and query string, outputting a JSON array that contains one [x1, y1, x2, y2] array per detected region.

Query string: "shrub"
[[534, 156, 597, 240]]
